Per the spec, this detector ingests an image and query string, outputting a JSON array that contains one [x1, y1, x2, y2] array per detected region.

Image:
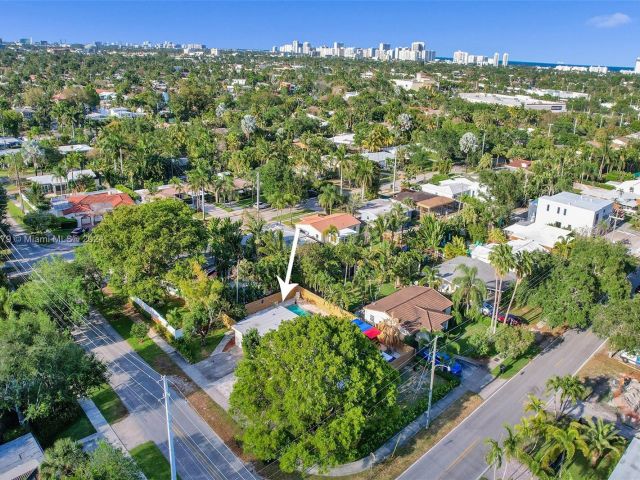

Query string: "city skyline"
[[1, 1, 639, 67]]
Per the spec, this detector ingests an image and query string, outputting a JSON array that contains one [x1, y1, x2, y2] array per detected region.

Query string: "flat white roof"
[[539, 191, 613, 212], [505, 222, 571, 249], [0, 433, 43, 479], [232, 305, 298, 337]]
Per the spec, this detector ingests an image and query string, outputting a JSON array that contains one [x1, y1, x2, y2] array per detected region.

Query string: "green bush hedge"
[[114, 185, 141, 201]]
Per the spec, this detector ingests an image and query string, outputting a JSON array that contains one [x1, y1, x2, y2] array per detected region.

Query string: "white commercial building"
[[459, 93, 566, 112], [534, 192, 614, 234]]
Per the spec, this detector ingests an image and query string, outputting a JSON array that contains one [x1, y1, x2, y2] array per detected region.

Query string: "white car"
[[620, 351, 640, 366]]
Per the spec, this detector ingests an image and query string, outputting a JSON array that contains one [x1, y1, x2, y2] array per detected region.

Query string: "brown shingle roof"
[[365, 286, 453, 333], [297, 213, 360, 232], [416, 196, 456, 209]]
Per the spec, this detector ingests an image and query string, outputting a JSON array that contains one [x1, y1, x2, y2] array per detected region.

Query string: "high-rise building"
[[292, 40, 300, 53], [411, 41, 425, 52], [635, 57, 640, 74], [502, 52, 509, 66], [493, 52, 500, 66], [302, 41, 311, 54], [453, 50, 469, 64]]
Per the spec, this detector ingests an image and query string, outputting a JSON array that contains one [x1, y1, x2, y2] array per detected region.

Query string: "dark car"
[[417, 350, 463, 376], [481, 301, 494, 317], [497, 314, 523, 326], [70, 227, 88, 237]]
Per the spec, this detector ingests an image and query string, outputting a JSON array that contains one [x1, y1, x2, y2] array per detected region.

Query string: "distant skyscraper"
[[292, 40, 300, 53], [493, 52, 500, 66], [502, 52, 509, 66], [635, 57, 640, 74], [411, 41, 425, 52]]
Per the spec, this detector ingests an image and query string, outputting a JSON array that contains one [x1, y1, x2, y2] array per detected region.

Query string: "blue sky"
[[2, 1, 639, 66]]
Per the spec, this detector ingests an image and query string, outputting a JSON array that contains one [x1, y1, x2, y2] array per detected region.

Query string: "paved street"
[[398, 329, 606, 480], [3, 212, 76, 277], [74, 310, 259, 480]]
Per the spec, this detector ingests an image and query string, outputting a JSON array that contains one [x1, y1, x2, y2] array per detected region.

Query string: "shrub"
[[23, 211, 56, 235], [114, 185, 140, 201], [130, 322, 148, 340]]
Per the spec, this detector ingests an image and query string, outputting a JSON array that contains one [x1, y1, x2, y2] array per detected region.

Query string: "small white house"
[[295, 213, 361, 244], [421, 177, 486, 200], [357, 198, 410, 223], [534, 192, 614, 235]]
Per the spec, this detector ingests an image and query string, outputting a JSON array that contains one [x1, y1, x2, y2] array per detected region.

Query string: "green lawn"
[[131, 441, 181, 480], [377, 282, 398, 298], [7, 201, 26, 224], [37, 403, 96, 447], [175, 327, 227, 363], [90, 384, 128, 424], [270, 208, 313, 226], [491, 344, 541, 378], [235, 197, 255, 208], [213, 203, 234, 212]]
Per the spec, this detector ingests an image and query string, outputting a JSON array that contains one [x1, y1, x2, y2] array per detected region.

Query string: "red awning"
[[363, 327, 381, 339]]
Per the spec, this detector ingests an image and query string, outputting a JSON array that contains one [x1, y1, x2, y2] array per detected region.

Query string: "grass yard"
[[131, 441, 180, 480], [7, 200, 26, 224], [235, 197, 255, 208], [90, 384, 128, 424], [176, 327, 227, 363], [377, 282, 398, 298], [36, 402, 96, 448], [511, 305, 544, 324], [214, 203, 234, 212], [270, 209, 313, 226], [491, 344, 541, 378]]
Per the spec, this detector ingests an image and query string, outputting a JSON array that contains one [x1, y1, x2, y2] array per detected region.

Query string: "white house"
[[470, 238, 545, 263], [295, 213, 361, 244], [421, 177, 486, 200], [357, 198, 410, 223], [504, 222, 572, 250], [534, 192, 614, 234], [27, 169, 97, 194]]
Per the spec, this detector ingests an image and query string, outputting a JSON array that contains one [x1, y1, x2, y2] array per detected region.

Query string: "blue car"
[[481, 301, 494, 317], [417, 350, 463, 376]]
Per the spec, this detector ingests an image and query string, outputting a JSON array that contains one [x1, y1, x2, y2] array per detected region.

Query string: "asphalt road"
[[74, 310, 259, 480], [397, 329, 605, 480]]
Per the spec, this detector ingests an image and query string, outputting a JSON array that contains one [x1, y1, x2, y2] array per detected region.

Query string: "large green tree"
[[230, 315, 400, 472], [85, 199, 206, 301]]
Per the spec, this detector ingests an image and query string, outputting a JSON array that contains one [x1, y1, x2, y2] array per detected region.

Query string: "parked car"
[[70, 227, 88, 237], [481, 301, 494, 317], [497, 314, 523, 326], [417, 350, 463, 376], [620, 351, 640, 366]]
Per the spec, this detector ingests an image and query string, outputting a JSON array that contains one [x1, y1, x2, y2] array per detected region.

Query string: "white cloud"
[[587, 12, 632, 28]]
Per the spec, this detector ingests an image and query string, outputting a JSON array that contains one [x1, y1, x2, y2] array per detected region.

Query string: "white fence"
[[131, 297, 184, 339]]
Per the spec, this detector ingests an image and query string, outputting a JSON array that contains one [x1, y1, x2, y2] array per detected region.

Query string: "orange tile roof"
[[297, 213, 360, 233], [62, 192, 135, 215]]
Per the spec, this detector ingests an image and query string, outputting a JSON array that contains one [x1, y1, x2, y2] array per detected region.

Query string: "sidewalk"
[[78, 397, 129, 453]]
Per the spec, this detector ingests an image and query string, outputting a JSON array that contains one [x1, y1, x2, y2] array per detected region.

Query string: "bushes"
[[130, 322, 148, 340], [23, 211, 77, 236], [114, 185, 141, 201]]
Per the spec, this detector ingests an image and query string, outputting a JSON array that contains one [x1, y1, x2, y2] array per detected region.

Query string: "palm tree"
[[52, 163, 68, 195], [546, 375, 585, 419], [488, 243, 515, 334], [318, 184, 341, 214], [542, 424, 589, 477], [484, 438, 503, 480], [40, 438, 87, 479], [503, 251, 533, 322], [169, 176, 185, 198], [368, 215, 388, 245], [355, 157, 376, 200], [187, 162, 211, 220], [323, 224, 340, 244], [452, 264, 487, 314], [334, 145, 347, 195], [415, 214, 445, 259], [578, 418, 625, 468], [501, 424, 521, 480], [553, 236, 573, 260], [378, 317, 402, 348], [269, 191, 288, 225]]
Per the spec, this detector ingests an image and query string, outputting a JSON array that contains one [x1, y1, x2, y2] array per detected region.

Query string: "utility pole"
[[573, 117, 578, 135], [547, 123, 553, 137], [255, 171, 260, 212], [481, 131, 486, 154], [425, 336, 438, 429], [13, 155, 24, 213], [392, 154, 398, 194], [162, 376, 178, 480]]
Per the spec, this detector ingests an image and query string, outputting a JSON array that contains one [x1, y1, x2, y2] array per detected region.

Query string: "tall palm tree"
[[323, 224, 340, 244], [355, 157, 376, 200], [503, 251, 533, 322], [546, 375, 585, 419], [187, 162, 211, 220], [542, 424, 589, 477], [578, 418, 625, 468], [488, 243, 515, 334], [334, 145, 347, 195], [318, 184, 341, 214], [368, 215, 388, 245], [452, 264, 487, 314], [501, 424, 521, 480], [484, 438, 503, 480]]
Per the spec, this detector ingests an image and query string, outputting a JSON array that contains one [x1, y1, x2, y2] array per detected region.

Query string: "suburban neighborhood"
[[1, 3, 640, 480]]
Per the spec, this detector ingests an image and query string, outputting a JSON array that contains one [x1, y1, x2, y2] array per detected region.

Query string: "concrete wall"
[[131, 297, 183, 339], [299, 287, 353, 318], [244, 292, 282, 315], [363, 308, 389, 325]]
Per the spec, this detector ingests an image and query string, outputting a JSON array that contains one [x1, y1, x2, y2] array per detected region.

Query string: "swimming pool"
[[286, 304, 310, 317]]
